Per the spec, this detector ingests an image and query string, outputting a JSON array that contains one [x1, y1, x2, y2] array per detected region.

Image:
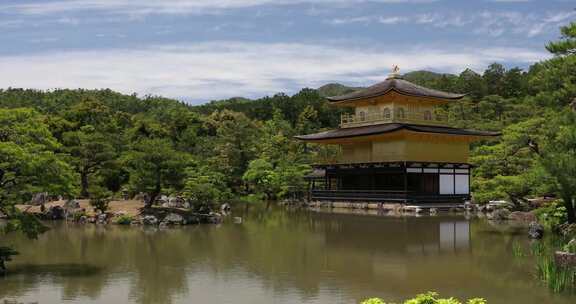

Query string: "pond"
[[0, 205, 574, 304]]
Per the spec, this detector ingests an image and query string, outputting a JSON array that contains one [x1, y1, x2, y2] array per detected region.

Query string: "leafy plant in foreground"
[[361, 292, 487, 304]]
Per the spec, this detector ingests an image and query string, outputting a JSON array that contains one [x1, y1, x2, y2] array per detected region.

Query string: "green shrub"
[[361, 298, 385, 304], [534, 200, 567, 229], [71, 210, 86, 222], [361, 292, 486, 304], [562, 239, 576, 254], [115, 215, 133, 225], [533, 244, 576, 293]]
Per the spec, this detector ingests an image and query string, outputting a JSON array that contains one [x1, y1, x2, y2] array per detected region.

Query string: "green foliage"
[[62, 125, 116, 197], [115, 214, 134, 225], [3, 210, 49, 239], [361, 292, 486, 304], [360, 298, 386, 304], [89, 186, 112, 213], [123, 138, 190, 207], [546, 22, 576, 56], [511, 241, 525, 258], [535, 249, 576, 293], [183, 166, 230, 206], [534, 200, 568, 229], [563, 240, 576, 254]]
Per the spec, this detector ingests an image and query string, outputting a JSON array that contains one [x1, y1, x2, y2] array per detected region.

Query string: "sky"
[[0, 0, 574, 103]]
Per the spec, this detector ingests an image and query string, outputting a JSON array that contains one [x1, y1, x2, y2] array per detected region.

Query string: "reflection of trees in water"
[[1, 208, 573, 304]]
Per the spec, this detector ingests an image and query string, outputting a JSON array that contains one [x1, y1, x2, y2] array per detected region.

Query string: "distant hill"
[[193, 70, 461, 116], [317, 83, 362, 97], [402, 70, 458, 86]]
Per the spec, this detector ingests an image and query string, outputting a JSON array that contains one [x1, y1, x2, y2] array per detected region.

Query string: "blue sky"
[[0, 0, 574, 103]]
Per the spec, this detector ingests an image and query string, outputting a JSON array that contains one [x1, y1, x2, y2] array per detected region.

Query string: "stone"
[[163, 213, 184, 225], [528, 221, 544, 239], [556, 223, 576, 238], [220, 203, 231, 213], [97, 214, 108, 224], [554, 251, 576, 268], [142, 215, 159, 226], [0, 210, 6, 219], [167, 196, 186, 208], [46, 206, 65, 220], [156, 195, 169, 206], [233, 217, 243, 224]]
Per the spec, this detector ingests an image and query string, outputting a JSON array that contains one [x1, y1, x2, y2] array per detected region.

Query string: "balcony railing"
[[340, 109, 448, 128], [310, 189, 468, 202]]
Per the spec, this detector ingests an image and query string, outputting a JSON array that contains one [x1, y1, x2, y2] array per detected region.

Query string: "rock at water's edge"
[[528, 221, 544, 239], [554, 250, 576, 268]]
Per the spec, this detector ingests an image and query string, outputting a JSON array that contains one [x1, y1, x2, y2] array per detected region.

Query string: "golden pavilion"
[[295, 67, 499, 204]]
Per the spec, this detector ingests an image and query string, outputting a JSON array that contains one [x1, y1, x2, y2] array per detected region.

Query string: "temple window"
[[359, 111, 366, 121], [383, 108, 391, 120], [397, 108, 405, 119], [424, 110, 432, 120]]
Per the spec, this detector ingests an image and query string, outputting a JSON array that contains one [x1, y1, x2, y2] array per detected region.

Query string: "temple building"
[[295, 67, 499, 204]]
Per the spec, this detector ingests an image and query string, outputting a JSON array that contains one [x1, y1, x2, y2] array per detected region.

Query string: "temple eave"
[[295, 123, 501, 143]]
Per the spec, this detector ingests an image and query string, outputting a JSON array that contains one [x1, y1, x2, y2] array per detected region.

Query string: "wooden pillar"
[[403, 162, 408, 202]]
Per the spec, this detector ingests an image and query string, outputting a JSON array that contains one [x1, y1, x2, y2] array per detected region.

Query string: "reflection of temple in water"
[[311, 212, 470, 255]]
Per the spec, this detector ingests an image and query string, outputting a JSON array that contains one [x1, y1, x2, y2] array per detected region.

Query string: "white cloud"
[[2, 0, 438, 16], [0, 42, 548, 103], [327, 10, 576, 38], [377, 16, 408, 24]]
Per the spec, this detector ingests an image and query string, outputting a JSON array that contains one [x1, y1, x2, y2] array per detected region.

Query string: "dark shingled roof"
[[327, 77, 466, 102], [294, 123, 500, 141]]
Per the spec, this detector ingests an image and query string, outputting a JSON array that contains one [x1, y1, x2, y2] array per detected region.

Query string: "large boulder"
[[156, 195, 169, 206], [162, 213, 185, 225], [96, 213, 108, 224], [162, 196, 187, 209], [46, 206, 65, 220], [142, 215, 159, 226], [554, 250, 576, 268], [528, 221, 544, 239], [220, 203, 231, 213]]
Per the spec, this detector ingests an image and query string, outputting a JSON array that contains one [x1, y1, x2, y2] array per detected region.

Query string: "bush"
[[361, 292, 487, 304], [361, 299, 385, 304], [115, 215, 133, 225], [89, 186, 112, 213], [534, 200, 567, 229], [563, 239, 576, 254]]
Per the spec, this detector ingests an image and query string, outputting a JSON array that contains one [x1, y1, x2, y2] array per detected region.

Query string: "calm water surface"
[[0, 205, 574, 304]]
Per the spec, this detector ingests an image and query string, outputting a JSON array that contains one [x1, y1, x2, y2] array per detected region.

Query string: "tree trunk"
[[0, 259, 5, 274], [145, 168, 162, 209], [80, 170, 89, 198]]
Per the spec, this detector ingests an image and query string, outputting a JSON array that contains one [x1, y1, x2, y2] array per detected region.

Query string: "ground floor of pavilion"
[[306, 161, 471, 204]]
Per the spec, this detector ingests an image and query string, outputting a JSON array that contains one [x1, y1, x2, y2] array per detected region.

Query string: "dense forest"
[[0, 21, 575, 232]]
